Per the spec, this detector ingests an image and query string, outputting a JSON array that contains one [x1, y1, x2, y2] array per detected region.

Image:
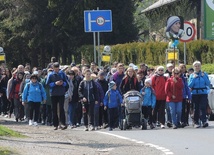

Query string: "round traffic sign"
[[96, 16, 105, 26], [180, 21, 196, 42], [0, 47, 3, 53]]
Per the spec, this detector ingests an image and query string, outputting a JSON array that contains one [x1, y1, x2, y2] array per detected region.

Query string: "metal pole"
[[184, 42, 186, 65], [97, 7, 101, 67], [97, 32, 100, 67], [93, 32, 96, 63]]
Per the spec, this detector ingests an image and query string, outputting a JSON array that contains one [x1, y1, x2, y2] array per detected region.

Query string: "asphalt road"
[[98, 121, 214, 155]]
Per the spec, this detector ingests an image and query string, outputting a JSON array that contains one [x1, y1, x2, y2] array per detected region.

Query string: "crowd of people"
[[0, 57, 211, 131]]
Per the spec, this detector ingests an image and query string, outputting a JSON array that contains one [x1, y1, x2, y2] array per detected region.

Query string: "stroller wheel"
[[123, 119, 127, 130], [141, 119, 147, 130]]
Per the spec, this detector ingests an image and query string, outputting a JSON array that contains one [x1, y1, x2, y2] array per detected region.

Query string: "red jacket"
[[165, 76, 184, 102], [151, 75, 167, 100]]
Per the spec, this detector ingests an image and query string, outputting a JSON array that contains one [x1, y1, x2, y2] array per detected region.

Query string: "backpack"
[[25, 82, 43, 100]]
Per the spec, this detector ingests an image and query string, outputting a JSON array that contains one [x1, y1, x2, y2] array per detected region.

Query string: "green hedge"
[[78, 40, 214, 73]]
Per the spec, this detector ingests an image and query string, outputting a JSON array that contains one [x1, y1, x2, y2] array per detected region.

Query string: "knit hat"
[[156, 66, 165, 72], [166, 16, 180, 32], [108, 81, 116, 89], [145, 78, 152, 85], [30, 74, 38, 80], [166, 63, 173, 68]]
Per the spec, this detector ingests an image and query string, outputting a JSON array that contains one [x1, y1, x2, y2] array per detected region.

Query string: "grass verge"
[[0, 125, 25, 138], [0, 147, 13, 155]]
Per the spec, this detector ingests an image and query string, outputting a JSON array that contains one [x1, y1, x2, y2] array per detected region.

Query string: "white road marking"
[[97, 131, 174, 155]]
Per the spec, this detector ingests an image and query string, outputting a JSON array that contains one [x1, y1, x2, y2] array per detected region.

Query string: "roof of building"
[[141, 0, 178, 13]]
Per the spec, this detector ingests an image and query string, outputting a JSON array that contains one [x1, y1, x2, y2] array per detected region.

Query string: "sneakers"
[[161, 124, 165, 129], [84, 127, 89, 131], [29, 120, 33, 126], [173, 125, 177, 129], [61, 125, 67, 130], [89, 126, 95, 131], [33, 122, 38, 126], [167, 122, 172, 128], [95, 127, 98, 130], [150, 124, 155, 129], [202, 122, 209, 128], [194, 124, 200, 128]]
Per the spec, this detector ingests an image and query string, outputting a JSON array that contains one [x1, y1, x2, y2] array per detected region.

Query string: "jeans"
[[94, 106, 99, 127], [192, 94, 208, 124], [166, 102, 172, 123], [68, 102, 78, 125], [169, 102, 182, 126]]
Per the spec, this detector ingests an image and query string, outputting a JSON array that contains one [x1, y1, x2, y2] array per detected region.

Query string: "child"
[[104, 81, 123, 131], [140, 78, 156, 129]]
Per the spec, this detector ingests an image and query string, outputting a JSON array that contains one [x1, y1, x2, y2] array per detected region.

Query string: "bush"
[[78, 40, 214, 72]]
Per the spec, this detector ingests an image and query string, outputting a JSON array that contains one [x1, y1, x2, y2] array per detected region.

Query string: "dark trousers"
[[28, 102, 41, 122], [152, 100, 166, 125], [51, 96, 66, 127], [77, 102, 82, 124], [9, 99, 14, 115], [83, 102, 95, 127], [108, 107, 118, 128], [192, 94, 208, 124], [1, 93, 9, 114], [181, 99, 191, 124], [142, 106, 153, 125], [14, 98, 24, 119]]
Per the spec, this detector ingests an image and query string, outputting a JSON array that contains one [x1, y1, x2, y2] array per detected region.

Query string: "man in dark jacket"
[[46, 62, 68, 130], [97, 71, 109, 128], [78, 69, 98, 131]]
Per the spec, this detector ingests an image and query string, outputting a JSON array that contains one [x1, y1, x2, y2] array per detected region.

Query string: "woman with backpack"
[[22, 74, 46, 126]]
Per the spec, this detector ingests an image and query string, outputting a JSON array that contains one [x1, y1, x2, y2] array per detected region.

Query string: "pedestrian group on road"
[[0, 57, 211, 131]]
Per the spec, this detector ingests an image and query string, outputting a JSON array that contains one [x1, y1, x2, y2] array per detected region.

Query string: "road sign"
[[180, 21, 196, 42], [84, 10, 112, 32]]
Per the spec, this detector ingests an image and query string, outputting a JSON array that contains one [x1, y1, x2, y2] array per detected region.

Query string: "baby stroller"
[[121, 90, 147, 130]]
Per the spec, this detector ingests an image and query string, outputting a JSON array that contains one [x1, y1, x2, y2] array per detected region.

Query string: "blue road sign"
[[84, 10, 112, 32]]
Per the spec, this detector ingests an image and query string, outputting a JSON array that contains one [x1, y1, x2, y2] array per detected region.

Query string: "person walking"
[[151, 66, 167, 129], [104, 81, 123, 131], [188, 61, 210, 128], [22, 74, 46, 126], [78, 69, 98, 131], [140, 78, 156, 129], [165, 68, 184, 129], [46, 62, 68, 130]]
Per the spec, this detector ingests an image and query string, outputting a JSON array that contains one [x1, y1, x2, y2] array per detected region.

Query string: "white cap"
[[145, 78, 152, 85], [166, 63, 173, 68]]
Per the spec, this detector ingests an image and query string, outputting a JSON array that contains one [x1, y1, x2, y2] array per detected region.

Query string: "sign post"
[[180, 21, 196, 65], [84, 10, 112, 66]]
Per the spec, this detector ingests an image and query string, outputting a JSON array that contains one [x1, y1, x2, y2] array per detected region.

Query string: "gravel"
[[0, 116, 163, 155]]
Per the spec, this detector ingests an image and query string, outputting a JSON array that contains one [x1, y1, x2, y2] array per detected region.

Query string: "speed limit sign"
[[180, 21, 196, 42]]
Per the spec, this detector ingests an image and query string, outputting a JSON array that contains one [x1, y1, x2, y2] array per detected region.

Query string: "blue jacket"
[[46, 70, 68, 96], [94, 81, 104, 108], [22, 81, 46, 103], [103, 89, 123, 108], [140, 86, 156, 108], [188, 71, 210, 95], [181, 74, 191, 99]]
